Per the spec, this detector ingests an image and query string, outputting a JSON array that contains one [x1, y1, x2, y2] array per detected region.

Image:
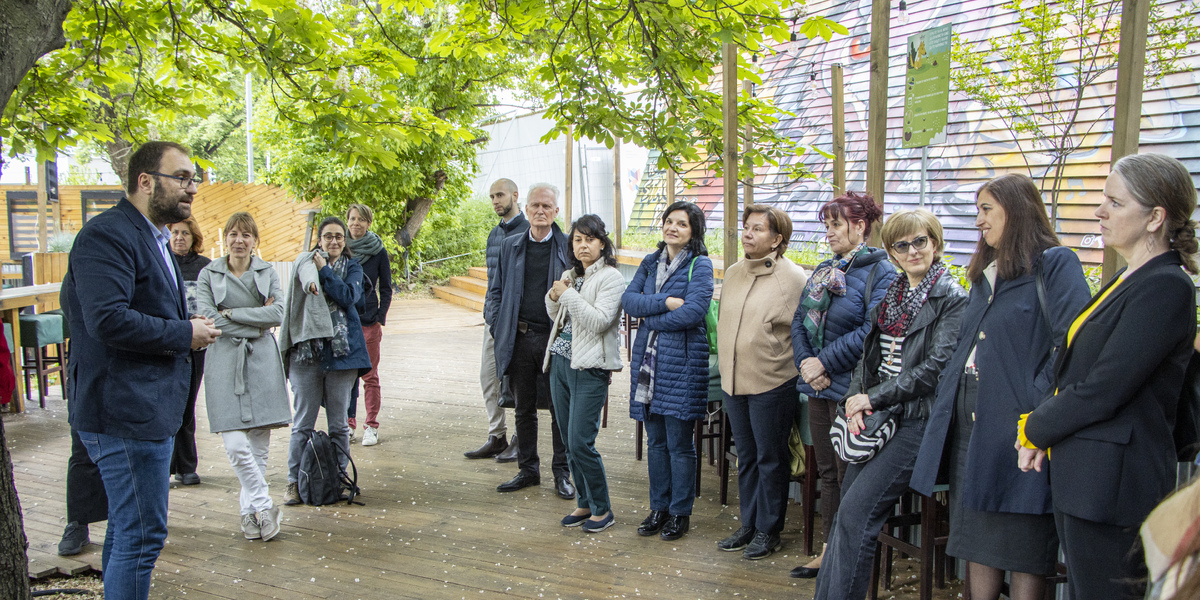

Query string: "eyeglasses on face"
[[891, 235, 930, 254], [321, 233, 345, 242], [147, 171, 202, 188]]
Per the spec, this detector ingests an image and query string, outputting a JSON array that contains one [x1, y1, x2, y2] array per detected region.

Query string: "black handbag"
[[498, 375, 516, 409], [830, 403, 900, 464]]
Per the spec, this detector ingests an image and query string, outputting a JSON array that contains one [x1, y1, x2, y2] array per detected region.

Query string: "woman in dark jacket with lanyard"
[[910, 174, 1091, 600], [344, 203, 392, 447], [168, 216, 211, 485], [789, 192, 895, 578], [1018, 153, 1199, 600], [282, 216, 373, 505], [622, 201, 714, 542], [813, 209, 967, 600]]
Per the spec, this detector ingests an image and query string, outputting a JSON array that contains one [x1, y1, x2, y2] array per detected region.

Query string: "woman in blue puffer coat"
[[789, 192, 896, 578], [623, 201, 714, 542]]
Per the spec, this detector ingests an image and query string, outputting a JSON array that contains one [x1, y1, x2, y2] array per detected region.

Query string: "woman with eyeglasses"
[[909, 174, 1091, 600], [281, 216, 372, 506], [1017, 154, 1198, 599], [812, 209, 967, 600], [167, 216, 211, 486]]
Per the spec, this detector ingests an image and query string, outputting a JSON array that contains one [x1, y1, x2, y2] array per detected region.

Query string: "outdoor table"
[[0, 283, 62, 413]]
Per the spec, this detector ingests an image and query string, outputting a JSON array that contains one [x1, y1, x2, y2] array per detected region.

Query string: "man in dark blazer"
[[486, 182, 572, 498], [62, 140, 221, 600]]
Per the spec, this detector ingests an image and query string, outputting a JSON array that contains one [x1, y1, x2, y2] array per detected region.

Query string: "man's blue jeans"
[[77, 431, 173, 600], [643, 412, 697, 516]]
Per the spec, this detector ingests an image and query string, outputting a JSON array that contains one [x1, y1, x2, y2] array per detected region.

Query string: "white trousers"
[[221, 429, 273, 515]]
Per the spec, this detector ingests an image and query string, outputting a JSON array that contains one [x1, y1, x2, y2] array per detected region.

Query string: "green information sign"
[[903, 24, 952, 148]]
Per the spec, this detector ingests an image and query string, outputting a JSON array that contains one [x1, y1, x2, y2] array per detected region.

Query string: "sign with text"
[[902, 24, 952, 148]]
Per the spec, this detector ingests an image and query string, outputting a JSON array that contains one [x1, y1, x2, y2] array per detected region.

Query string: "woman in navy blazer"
[[622, 201, 714, 542], [1019, 154, 1199, 600], [910, 174, 1091, 600]]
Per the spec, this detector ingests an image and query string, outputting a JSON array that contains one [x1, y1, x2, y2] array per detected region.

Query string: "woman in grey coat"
[[196, 212, 290, 542]]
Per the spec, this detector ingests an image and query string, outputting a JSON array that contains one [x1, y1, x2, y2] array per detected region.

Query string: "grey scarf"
[[347, 231, 384, 263], [291, 255, 352, 365]]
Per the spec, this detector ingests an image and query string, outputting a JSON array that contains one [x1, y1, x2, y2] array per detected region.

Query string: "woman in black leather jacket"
[[812, 209, 968, 600]]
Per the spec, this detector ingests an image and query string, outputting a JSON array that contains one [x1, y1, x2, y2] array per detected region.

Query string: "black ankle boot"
[[637, 510, 669, 536], [659, 515, 690, 541]]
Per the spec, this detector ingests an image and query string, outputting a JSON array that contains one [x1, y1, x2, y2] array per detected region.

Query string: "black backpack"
[[297, 430, 361, 506]]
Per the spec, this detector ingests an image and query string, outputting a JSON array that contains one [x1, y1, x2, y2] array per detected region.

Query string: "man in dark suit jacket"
[[485, 183, 572, 498], [62, 141, 221, 600]]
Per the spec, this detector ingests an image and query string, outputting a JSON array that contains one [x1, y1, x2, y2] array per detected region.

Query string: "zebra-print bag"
[[830, 402, 899, 464]]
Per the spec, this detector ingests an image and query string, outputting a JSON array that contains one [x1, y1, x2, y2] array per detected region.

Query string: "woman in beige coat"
[[544, 215, 625, 533], [716, 204, 809, 560]]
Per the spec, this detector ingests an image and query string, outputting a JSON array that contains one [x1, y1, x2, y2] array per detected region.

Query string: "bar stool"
[[42, 308, 70, 361], [19, 312, 66, 408], [869, 485, 952, 600]]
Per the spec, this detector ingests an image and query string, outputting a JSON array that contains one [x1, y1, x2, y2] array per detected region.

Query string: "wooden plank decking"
[[5, 297, 955, 599]]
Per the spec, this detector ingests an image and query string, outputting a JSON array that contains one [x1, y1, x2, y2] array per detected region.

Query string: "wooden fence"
[[0, 182, 320, 264]]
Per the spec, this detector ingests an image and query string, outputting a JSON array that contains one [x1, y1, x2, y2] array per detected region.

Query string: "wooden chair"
[[18, 312, 66, 408], [869, 486, 952, 600]]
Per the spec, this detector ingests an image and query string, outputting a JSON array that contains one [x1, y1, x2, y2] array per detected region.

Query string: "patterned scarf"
[[634, 249, 691, 405], [801, 242, 868, 350], [291, 255, 353, 365], [876, 261, 947, 337]]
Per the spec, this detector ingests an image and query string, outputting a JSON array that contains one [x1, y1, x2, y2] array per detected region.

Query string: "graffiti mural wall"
[[628, 0, 1200, 265]]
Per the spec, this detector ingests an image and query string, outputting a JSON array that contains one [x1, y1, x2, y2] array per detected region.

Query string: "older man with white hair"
[[485, 183, 574, 498]]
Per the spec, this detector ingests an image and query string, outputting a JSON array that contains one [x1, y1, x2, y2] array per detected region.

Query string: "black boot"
[[464, 434, 508, 459], [494, 434, 518, 463], [659, 515, 690, 541], [637, 510, 669, 536]]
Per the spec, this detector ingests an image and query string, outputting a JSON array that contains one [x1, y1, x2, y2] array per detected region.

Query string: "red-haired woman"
[[788, 192, 896, 578]]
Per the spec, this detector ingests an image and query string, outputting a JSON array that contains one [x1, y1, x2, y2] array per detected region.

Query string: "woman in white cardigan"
[[544, 214, 625, 533]]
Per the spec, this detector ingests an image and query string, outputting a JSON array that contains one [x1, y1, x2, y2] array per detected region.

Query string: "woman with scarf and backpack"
[[622, 201, 714, 542], [344, 203, 393, 447], [812, 209, 967, 600], [281, 216, 373, 506], [788, 192, 896, 579]]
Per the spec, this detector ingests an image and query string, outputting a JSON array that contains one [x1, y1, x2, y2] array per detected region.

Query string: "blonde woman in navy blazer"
[[1019, 153, 1199, 600]]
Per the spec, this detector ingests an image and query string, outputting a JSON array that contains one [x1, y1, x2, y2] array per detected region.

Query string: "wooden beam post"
[[564, 125, 574, 226], [832, 64, 846, 194], [36, 161, 48, 252], [723, 42, 740, 265], [1103, 0, 1150, 282], [866, 0, 890, 245], [613, 137, 622, 249], [743, 79, 755, 208]]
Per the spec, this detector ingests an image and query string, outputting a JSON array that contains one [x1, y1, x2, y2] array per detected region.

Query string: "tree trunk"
[[0, 418, 30, 600], [0, 3, 75, 598], [393, 169, 448, 248], [104, 135, 134, 190], [0, 0, 73, 169]]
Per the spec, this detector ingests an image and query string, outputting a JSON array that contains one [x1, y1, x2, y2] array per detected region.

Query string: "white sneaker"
[[240, 513, 261, 540], [362, 426, 379, 446], [257, 506, 281, 542]]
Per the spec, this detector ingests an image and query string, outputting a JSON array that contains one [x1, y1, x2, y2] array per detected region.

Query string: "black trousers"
[[66, 428, 108, 524], [505, 330, 568, 478], [170, 350, 204, 475], [1055, 510, 1146, 600]]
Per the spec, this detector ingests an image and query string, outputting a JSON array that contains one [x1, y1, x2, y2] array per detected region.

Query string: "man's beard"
[[495, 200, 514, 217], [147, 183, 190, 225]]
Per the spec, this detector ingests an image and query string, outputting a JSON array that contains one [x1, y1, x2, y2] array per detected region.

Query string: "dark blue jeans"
[[724, 377, 799, 536], [643, 411, 697, 516], [78, 431, 174, 600], [813, 416, 926, 600], [549, 355, 611, 515]]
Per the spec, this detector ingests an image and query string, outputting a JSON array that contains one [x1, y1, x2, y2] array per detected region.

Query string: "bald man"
[[465, 178, 529, 460]]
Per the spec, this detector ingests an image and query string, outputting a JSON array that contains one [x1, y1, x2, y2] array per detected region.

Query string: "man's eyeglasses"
[[321, 233, 345, 242], [147, 171, 202, 189], [891, 235, 930, 254]]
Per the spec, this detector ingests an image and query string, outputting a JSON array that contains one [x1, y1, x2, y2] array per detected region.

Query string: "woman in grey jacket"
[[195, 212, 290, 542], [544, 215, 625, 533]]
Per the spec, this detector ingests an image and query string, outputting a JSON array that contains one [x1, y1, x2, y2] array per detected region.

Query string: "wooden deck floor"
[[7, 297, 957, 599]]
